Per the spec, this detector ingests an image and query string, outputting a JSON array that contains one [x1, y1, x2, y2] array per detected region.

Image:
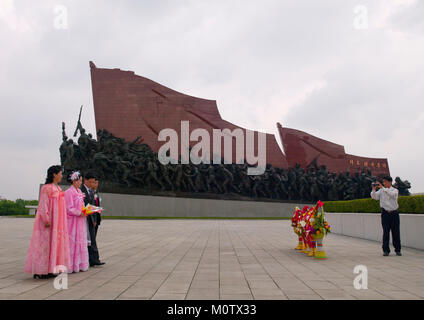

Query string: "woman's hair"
[[45, 165, 63, 184], [67, 171, 82, 184]]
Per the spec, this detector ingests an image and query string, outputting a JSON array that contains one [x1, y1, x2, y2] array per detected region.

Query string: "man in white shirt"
[[371, 176, 402, 256]]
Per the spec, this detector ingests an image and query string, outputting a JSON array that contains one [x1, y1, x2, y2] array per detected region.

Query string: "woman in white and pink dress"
[[64, 171, 89, 273]]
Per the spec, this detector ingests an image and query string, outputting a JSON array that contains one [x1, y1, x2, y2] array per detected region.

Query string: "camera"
[[372, 182, 380, 188]]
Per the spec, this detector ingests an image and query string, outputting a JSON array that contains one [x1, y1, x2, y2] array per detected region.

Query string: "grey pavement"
[[0, 217, 423, 300]]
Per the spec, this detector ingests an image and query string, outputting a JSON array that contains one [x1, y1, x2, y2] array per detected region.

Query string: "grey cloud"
[[0, 0, 422, 199]]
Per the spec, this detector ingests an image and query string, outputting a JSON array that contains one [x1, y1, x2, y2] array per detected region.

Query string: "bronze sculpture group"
[[60, 120, 411, 202]]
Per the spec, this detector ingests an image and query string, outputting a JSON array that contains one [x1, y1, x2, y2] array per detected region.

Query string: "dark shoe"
[[396, 252, 402, 256], [95, 262, 105, 266], [383, 252, 389, 256]]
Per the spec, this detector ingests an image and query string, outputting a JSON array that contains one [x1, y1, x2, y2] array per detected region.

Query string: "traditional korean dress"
[[25, 184, 71, 275], [64, 186, 89, 272]]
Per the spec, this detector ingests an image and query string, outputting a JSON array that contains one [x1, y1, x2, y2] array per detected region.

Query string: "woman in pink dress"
[[25, 165, 71, 279], [64, 171, 89, 273]]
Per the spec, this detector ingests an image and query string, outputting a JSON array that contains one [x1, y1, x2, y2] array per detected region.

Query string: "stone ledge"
[[326, 212, 424, 250]]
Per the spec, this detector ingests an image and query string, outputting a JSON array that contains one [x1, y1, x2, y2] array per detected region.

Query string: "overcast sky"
[[0, 0, 423, 200]]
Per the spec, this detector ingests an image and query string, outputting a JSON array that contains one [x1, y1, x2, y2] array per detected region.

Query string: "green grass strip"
[[1, 215, 290, 220]]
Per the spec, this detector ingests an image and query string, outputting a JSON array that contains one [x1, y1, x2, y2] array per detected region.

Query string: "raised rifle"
[[73, 105, 83, 137]]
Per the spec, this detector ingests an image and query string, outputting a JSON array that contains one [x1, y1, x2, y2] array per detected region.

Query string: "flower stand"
[[308, 239, 316, 257], [312, 233, 327, 259], [295, 237, 303, 250]]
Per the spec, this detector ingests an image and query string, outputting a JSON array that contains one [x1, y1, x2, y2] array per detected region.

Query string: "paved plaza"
[[0, 217, 423, 300]]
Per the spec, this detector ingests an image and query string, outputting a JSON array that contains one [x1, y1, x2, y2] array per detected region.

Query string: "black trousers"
[[87, 217, 101, 265], [381, 209, 401, 253]]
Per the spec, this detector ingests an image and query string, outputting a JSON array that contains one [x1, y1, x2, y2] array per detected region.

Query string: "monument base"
[[43, 184, 310, 217], [96, 192, 310, 218]]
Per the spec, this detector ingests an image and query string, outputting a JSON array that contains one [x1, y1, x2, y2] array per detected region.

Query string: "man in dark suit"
[[81, 172, 105, 267], [92, 179, 102, 238]]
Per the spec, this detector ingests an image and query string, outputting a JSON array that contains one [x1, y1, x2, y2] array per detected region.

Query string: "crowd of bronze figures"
[[59, 122, 411, 201]]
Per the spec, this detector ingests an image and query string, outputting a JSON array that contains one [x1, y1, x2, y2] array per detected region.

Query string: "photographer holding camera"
[[371, 176, 402, 256]]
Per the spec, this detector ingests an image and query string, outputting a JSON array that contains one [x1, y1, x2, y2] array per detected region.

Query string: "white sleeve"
[[371, 189, 381, 200]]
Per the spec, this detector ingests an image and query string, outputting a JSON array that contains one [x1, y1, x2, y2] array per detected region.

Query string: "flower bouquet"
[[82, 204, 103, 216], [292, 200, 331, 259], [308, 200, 330, 259], [302, 206, 316, 256], [309, 201, 331, 237], [292, 207, 303, 250]]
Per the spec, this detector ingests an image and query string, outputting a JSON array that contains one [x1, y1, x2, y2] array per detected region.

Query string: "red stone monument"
[[90, 61, 390, 176]]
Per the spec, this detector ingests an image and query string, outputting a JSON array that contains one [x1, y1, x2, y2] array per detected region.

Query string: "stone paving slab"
[[0, 217, 423, 300]]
